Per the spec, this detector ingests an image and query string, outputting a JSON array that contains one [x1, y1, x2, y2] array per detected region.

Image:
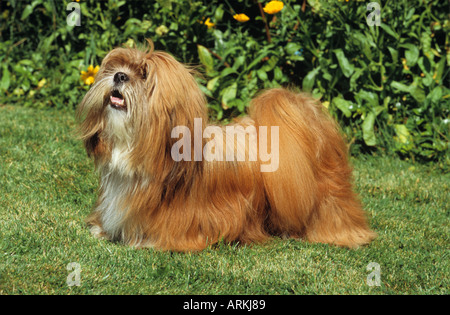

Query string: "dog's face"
[[85, 48, 152, 146], [96, 48, 150, 114], [77, 45, 208, 170], [82, 48, 150, 138]]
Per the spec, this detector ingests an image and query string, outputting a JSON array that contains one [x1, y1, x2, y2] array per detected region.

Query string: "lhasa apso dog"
[[77, 42, 375, 251]]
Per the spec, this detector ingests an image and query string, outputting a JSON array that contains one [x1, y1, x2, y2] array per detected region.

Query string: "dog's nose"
[[114, 72, 129, 84]]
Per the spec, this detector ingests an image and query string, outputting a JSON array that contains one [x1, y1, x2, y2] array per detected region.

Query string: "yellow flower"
[[263, 1, 284, 14], [401, 58, 409, 71], [203, 18, 215, 29], [81, 65, 99, 85], [233, 13, 250, 22]]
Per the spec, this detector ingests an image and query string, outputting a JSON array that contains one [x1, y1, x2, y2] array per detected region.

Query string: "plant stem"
[[204, 46, 231, 68], [256, 1, 272, 43]]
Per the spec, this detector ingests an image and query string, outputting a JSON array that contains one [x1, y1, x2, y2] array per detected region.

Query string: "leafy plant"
[[0, 0, 448, 168]]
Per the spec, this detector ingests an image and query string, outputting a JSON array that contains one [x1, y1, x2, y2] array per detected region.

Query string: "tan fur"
[[77, 44, 376, 251]]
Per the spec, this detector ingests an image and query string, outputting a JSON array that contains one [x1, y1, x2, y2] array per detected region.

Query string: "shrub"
[[0, 0, 448, 168]]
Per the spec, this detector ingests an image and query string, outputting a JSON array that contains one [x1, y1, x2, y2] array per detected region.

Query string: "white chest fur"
[[97, 146, 134, 240]]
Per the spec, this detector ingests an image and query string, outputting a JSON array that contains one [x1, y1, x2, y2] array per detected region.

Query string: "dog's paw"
[[89, 224, 108, 240]]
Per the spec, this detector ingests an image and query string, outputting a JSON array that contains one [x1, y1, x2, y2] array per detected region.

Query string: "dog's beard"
[[88, 71, 148, 149], [104, 87, 132, 147]]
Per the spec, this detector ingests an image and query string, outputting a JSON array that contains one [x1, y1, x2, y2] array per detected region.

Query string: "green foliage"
[[0, 0, 449, 168]]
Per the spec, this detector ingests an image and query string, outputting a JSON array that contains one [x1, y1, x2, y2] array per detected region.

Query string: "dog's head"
[[77, 42, 207, 169]]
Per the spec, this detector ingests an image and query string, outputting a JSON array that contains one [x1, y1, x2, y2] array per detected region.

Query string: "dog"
[[77, 42, 376, 251]]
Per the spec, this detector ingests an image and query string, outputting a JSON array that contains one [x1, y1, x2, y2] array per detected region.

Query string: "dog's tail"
[[249, 88, 376, 247]]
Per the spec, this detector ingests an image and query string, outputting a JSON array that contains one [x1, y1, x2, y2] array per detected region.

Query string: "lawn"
[[0, 105, 448, 295]]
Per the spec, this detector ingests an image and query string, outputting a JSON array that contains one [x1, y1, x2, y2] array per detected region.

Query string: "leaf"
[[421, 32, 433, 60], [222, 46, 243, 60], [274, 67, 283, 82], [198, 84, 213, 98], [234, 99, 245, 112], [232, 56, 246, 70], [256, 69, 268, 81], [0, 65, 11, 91], [302, 67, 320, 92], [401, 44, 419, 67], [220, 67, 238, 78], [245, 50, 273, 72], [434, 57, 445, 84], [391, 81, 411, 93], [285, 42, 301, 55], [387, 47, 398, 64], [392, 80, 425, 102], [21, 0, 42, 21], [332, 97, 352, 118], [355, 90, 379, 108], [350, 68, 364, 91], [394, 124, 411, 144], [197, 45, 214, 74], [207, 77, 220, 91], [214, 5, 225, 22], [18, 59, 35, 67], [40, 32, 57, 53], [262, 56, 279, 72], [362, 41, 373, 60], [333, 49, 354, 78], [417, 56, 432, 75], [405, 8, 416, 21], [380, 23, 399, 40], [428, 86, 443, 104], [221, 82, 237, 109], [409, 86, 426, 103], [362, 111, 377, 146]]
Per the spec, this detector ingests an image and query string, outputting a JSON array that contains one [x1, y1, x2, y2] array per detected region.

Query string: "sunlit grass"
[[0, 105, 448, 294]]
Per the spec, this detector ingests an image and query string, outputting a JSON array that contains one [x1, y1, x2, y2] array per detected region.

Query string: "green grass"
[[0, 105, 448, 295]]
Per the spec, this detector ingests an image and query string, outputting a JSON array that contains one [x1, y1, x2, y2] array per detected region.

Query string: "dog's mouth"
[[110, 90, 126, 110]]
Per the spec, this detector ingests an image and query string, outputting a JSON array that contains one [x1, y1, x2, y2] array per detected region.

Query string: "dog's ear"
[[129, 51, 208, 177], [151, 51, 207, 128], [84, 132, 99, 157], [76, 76, 108, 161], [83, 132, 110, 162]]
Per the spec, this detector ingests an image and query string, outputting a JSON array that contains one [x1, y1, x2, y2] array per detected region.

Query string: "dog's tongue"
[[110, 96, 125, 107]]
